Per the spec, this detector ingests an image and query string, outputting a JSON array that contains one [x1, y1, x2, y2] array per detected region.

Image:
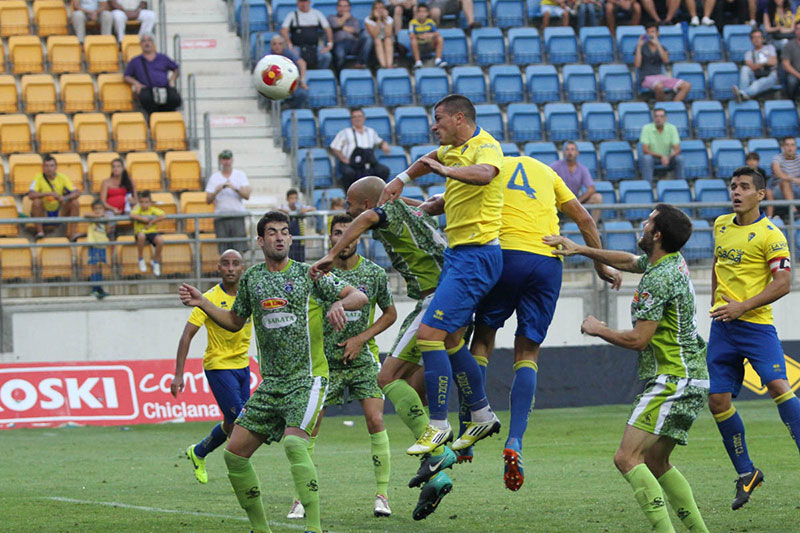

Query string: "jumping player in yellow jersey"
[[171, 249, 253, 484], [706, 166, 800, 510]]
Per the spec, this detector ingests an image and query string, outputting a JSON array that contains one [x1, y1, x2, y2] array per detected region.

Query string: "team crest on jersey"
[[261, 297, 288, 310], [358, 284, 368, 295], [633, 290, 654, 309], [748, 232, 756, 242], [284, 280, 295, 293], [461, 144, 469, 154]]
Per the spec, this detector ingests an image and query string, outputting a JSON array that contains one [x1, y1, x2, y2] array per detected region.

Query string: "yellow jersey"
[[131, 205, 164, 234], [713, 213, 790, 325], [29, 172, 76, 213], [499, 156, 576, 256], [437, 127, 504, 247], [188, 283, 253, 370]]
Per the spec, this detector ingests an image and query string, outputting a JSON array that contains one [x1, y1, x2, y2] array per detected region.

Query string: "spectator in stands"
[[390, 0, 417, 33], [577, 0, 604, 27], [124, 32, 181, 114], [365, 1, 395, 69], [764, 0, 796, 50], [746, 152, 776, 217], [428, 0, 479, 30], [130, 190, 165, 277], [782, 25, 800, 99], [268, 35, 309, 109], [330, 196, 346, 211], [408, 3, 446, 69], [540, 0, 571, 28], [682, 0, 717, 25], [550, 142, 603, 222], [109, 0, 156, 42], [330, 107, 392, 190], [639, 108, 684, 183], [86, 199, 109, 299], [638, 0, 679, 25], [734, 29, 779, 101], [278, 188, 315, 262], [100, 158, 137, 239], [634, 22, 691, 102], [205, 150, 251, 254], [71, 0, 113, 43], [328, 0, 372, 70], [29, 155, 81, 241], [771, 137, 800, 210], [605, 0, 642, 35], [281, 0, 334, 70], [709, 0, 757, 28]]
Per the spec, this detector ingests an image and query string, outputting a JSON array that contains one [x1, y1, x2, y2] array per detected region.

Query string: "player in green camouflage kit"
[[545, 204, 709, 533], [179, 211, 368, 533]]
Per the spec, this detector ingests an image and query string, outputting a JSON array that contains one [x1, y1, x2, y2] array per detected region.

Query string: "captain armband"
[[769, 257, 791, 273]]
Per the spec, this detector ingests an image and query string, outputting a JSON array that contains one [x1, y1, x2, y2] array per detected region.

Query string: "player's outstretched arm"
[[711, 268, 791, 322], [179, 283, 247, 332], [560, 199, 622, 289], [340, 304, 398, 363], [421, 157, 498, 186], [544, 234, 644, 273], [327, 285, 370, 332], [379, 150, 439, 204], [581, 315, 658, 351], [309, 209, 380, 280], [418, 194, 445, 216], [171, 322, 200, 398]]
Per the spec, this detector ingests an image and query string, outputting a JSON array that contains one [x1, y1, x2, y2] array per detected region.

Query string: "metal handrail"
[[157, 0, 168, 55], [241, 0, 250, 67], [187, 73, 198, 148], [172, 33, 182, 94], [203, 111, 212, 179]]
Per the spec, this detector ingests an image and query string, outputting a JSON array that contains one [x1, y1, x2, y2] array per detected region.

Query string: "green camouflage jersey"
[[631, 252, 708, 381], [325, 256, 394, 371], [232, 260, 346, 382], [371, 199, 447, 300]]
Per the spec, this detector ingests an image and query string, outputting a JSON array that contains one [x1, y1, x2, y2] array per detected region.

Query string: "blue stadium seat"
[[350, 0, 373, 20], [250, 31, 274, 63], [563, 64, 597, 103], [271, 0, 295, 28], [527, 0, 542, 18], [723, 24, 752, 62], [694, 178, 728, 219], [452, 66, 487, 104], [363, 107, 392, 142], [617, 25, 646, 63], [376, 145, 409, 178], [599, 64, 634, 102], [544, 27, 579, 64], [322, 188, 346, 210], [440, 28, 469, 65], [619, 180, 654, 220], [298, 148, 333, 189], [313, 188, 326, 210], [689, 25, 722, 62], [672, 62, 707, 100], [764, 100, 800, 137], [428, 185, 446, 197], [707, 62, 738, 101], [410, 145, 445, 185], [508, 27, 542, 64], [472, 27, 506, 65], [524, 142, 559, 165], [594, 180, 616, 219], [526, 64, 560, 103], [460, 0, 490, 28], [618, 101, 652, 141], [491, 0, 526, 27], [501, 142, 521, 157], [367, 238, 392, 268], [544, 103, 579, 142], [475, 104, 505, 140], [318, 108, 350, 146], [658, 24, 687, 61], [729, 100, 763, 138], [489, 65, 523, 104], [747, 138, 780, 172], [603, 220, 638, 253], [684, 219, 713, 260], [395, 106, 430, 146], [657, 179, 692, 216], [281, 108, 316, 148], [340, 69, 375, 106], [581, 102, 616, 142], [305, 70, 338, 108], [692, 101, 727, 140], [415, 68, 449, 106], [404, 185, 426, 202], [313, 0, 338, 17], [561, 222, 592, 265], [680, 139, 710, 179], [574, 141, 599, 179], [508, 103, 543, 142], [396, 30, 412, 58], [654, 101, 690, 138], [599, 141, 636, 181], [711, 139, 745, 178], [377, 68, 412, 106], [580, 26, 614, 64], [240, 0, 269, 32]]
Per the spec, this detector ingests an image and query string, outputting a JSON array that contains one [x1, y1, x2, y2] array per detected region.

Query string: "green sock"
[[658, 467, 709, 532], [623, 463, 675, 533], [224, 450, 271, 533], [284, 435, 321, 533], [370, 430, 391, 496], [294, 435, 318, 501], [382, 379, 429, 439]]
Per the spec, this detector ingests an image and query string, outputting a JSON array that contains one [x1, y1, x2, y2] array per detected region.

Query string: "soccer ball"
[[253, 54, 299, 101]]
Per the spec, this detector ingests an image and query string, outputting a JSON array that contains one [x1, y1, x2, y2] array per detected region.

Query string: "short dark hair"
[[652, 203, 692, 253], [350, 106, 364, 115], [746, 151, 760, 162], [91, 199, 104, 209], [653, 108, 666, 116], [43, 154, 56, 164], [732, 165, 766, 190], [434, 94, 476, 124], [417, 2, 429, 9], [750, 28, 763, 38], [138, 190, 151, 200], [257, 210, 290, 238], [338, 0, 351, 4], [781, 136, 796, 145], [644, 21, 658, 31], [329, 214, 353, 235], [286, 188, 298, 198]]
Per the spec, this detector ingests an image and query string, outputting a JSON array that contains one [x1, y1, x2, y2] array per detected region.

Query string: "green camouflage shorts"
[[627, 374, 709, 446], [325, 363, 382, 406], [389, 294, 433, 366], [236, 375, 327, 444]]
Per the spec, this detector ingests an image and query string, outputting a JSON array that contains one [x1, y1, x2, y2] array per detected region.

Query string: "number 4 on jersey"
[[507, 162, 536, 199]]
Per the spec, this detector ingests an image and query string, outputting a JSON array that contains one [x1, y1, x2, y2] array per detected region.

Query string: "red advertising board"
[[0, 359, 261, 429]]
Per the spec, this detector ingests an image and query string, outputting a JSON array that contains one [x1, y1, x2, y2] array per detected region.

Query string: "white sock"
[[429, 418, 450, 431], [471, 405, 493, 423]]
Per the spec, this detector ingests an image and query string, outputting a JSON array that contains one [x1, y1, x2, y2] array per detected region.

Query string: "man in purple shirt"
[[123, 32, 181, 113], [550, 142, 603, 221]]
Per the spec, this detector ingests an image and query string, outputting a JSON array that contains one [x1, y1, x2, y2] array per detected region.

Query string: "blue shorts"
[[205, 367, 251, 424], [46, 209, 60, 217], [88, 247, 106, 265], [421, 243, 503, 333], [707, 320, 787, 397], [475, 250, 562, 344]]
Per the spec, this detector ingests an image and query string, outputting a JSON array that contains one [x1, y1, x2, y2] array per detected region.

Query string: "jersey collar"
[[732, 212, 765, 226]]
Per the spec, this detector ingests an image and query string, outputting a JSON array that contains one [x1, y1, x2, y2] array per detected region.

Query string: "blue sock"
[[506, 361, 537, 450], [714, 406, 754, 475], [458, 354, 488, 439], [194, 423, 228, 458], [449, 341, 489, 411], [418, 340, 451, 422], [775, 391, 800, 454], [90, 271, 102, 291]]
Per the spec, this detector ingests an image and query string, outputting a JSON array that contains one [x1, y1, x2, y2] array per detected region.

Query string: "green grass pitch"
[[3, 400, 797, 532]]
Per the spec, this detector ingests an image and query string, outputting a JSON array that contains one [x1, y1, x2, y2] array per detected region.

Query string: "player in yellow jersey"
[[170, 249, 253, 484], [707, 166, 800, 510]]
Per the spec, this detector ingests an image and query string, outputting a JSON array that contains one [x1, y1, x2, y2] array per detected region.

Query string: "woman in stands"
[[100, 158, 137, 239], [366, 0, 395, 68], [763, 0, 797, 50]]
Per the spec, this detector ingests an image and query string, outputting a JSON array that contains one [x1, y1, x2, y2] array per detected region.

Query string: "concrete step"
[[179, 58, 249, 76]]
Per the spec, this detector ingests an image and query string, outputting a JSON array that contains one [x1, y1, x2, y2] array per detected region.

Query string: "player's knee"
[[365, 413, 384, 433], [707, 393, 730, 414], [765, 378, 791, 398], [612, 449, 630, 473], [377, 372, 393, 389]]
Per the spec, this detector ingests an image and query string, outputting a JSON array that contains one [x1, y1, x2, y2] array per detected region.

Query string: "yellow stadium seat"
[[84, 35, 120, 74], [97, 73, 133, 112], [86, 151, 120, 193], [112, 112, 148, 152], [76, 236, 113, 280], [126, 151, 162, 191], [52, 152, 84, 190], [33, 0, 68, 37], [150, 191, 178, 233], [34, 113, 70, 153], [121, 35, 142, 63], [21, 74, 57, 114], [0, 165, 5, 194], [180, 191, 214, 233], [59, 73, 95, 113], [9, 153, 43, 194], [199, 234, 221, 275], [165, 151, 202, 191], [150, 112, 187, 152], [46, 35, 82, 73], [115, 234, 151, 277], [73, 112, 109, 153], [0, 1, 30, 37], [0, 196, 20, 237], [0, 75, 19, 113], [0, 238, 33, 280], [0, 115, 32, 154], [36, 236, 73, 280], [9, 36, 44, 75], [160, 234, 192, 276]]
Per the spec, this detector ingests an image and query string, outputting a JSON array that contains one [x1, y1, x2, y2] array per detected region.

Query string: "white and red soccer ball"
[[253, 54, 299, 101]]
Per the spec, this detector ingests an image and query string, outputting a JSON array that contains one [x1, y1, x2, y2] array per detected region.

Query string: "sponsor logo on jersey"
[[433, 309, 444, 320], [260, 298, 288, 310], [262, 312, 297, 329], [716, 245, 744, 264], [770, 241, 788, 252], [461, 144, 469, 154], [344, 310, 362, 322]]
